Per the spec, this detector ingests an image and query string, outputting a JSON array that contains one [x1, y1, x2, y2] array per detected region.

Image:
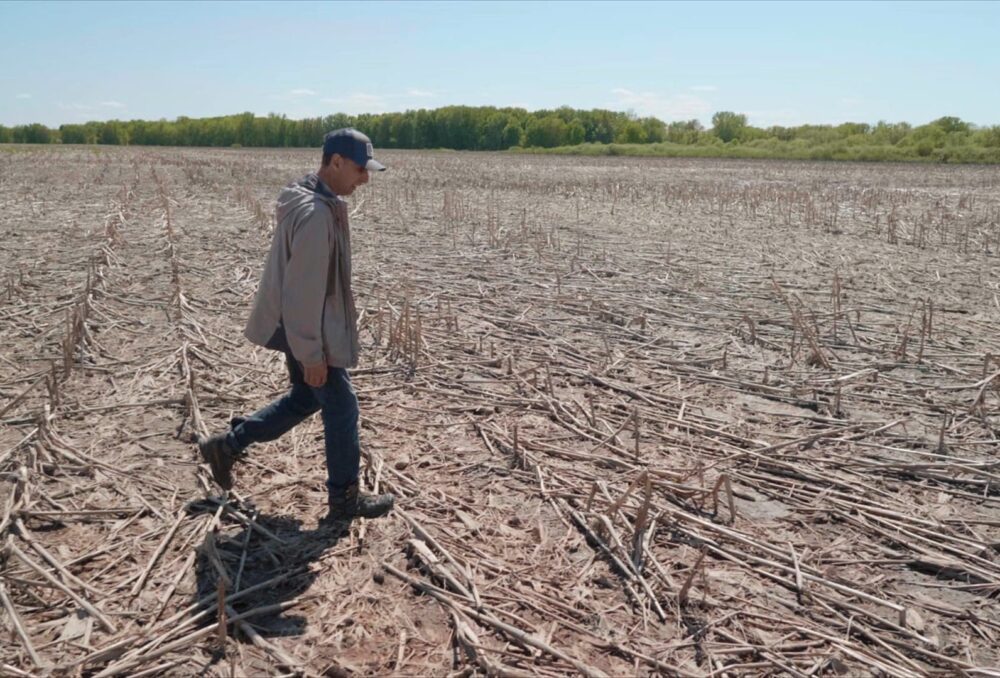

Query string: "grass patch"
[[512, 140, 1000, 164]]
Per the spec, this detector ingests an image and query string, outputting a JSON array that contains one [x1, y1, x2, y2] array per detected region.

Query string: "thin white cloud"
[[290, 88, 317, 96], [16, 93, 32, 100], [406, 88, 434, 98], [690, 85, 718, 92], [59, 102, 95, 111], [100, 101, 125, 108], [610, 88, 712, 120]]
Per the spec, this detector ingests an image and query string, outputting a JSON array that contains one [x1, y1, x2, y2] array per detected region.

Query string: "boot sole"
[[357, 501, 395, 519]]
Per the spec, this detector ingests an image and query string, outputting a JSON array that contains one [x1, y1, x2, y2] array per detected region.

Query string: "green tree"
[[553, 106, 578, 124], [641, 117, 666, 143], [435, 106, 480, 149], [566, 118, 586, 145], [501, 120, 523, 148], [736, 125, 768, 143], [98, 120, 128, 145], [395, 115, 416, 148], [266, 113, 289, 146], [711, 111, 748, 143], [141, 119, 174, 146], [766, 125, 794, 142], [19, 123, 55, 144], [413, 109, 437, 148], [974, 126, 1000, 148], [932, 116, 970, 134], [587, 110, 617, 144], [903, 124, 946, 156], [835, 122, 871, 137], [525, 115, 568, 147], [871, 121, 911, 145], [372, 113, 394, 147], [172, 117, 193, 145], [616, 121, 647, 143], [667, 120, 703, 144], [59, 124, 90, 144], [480, 112, 508, 150]]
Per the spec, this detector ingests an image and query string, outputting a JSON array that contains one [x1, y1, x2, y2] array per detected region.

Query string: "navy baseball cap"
[[322, 128, 386, 172]]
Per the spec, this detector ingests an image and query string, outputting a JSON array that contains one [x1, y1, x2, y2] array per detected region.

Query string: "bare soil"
[[2, 146, 999, 676]]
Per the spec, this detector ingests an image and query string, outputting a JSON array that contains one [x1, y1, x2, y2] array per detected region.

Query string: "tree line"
[[0, 107, 660, 150], [2, 107, 998, 163]]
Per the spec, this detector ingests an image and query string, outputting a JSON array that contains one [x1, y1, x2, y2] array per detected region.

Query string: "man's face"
[[332, 155, 369, 195]]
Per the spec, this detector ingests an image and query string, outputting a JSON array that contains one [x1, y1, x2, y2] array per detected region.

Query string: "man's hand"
[[302, 361, 328, 387]]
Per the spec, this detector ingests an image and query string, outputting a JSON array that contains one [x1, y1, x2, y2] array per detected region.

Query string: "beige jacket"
[[244, 173, 359, 368]]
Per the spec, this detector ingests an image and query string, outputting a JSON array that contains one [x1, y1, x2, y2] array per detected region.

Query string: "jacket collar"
[[297, 172, 341, 202]]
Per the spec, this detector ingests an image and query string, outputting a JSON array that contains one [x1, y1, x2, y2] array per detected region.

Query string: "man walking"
[[198, 128, 394, 524]]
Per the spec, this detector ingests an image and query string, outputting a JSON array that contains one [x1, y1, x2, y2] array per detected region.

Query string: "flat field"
[[1, 146, 999, 676]]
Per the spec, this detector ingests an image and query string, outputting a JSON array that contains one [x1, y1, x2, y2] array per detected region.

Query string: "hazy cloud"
[[279, 86, 433, 115], [15, 93, 32, 100], [690, 85, 718, 92], [744, 108, 803, 126], [318, 89, 440, 113], [54, 101, 126, 117], [610, 88, 712, 120], [839, 97, 864, 108], [320, 92, 390, 114]]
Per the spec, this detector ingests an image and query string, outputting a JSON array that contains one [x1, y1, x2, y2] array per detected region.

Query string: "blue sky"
[[2, 1, 997, 128]]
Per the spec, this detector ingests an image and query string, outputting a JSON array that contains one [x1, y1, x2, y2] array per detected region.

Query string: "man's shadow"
[[187, 496, 349, 642]]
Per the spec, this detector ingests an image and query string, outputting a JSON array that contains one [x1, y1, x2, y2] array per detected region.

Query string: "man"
[[198, 128, 394, 524]]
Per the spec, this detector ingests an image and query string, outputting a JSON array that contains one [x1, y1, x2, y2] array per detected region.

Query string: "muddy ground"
[[1, 146, 999, 676]]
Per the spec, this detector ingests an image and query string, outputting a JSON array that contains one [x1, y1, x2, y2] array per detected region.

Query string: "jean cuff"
[[326, 478, 358, 497]]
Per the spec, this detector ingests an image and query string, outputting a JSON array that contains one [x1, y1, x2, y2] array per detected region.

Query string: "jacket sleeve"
[[281, 207, 329, 366]]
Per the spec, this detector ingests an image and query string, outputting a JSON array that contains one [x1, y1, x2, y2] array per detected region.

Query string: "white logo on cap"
[[366, 142, 374, 158]]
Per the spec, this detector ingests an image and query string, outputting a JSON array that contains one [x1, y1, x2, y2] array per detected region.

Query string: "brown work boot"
[[327, 482, 395, 521], [197, 432, 241, 490]]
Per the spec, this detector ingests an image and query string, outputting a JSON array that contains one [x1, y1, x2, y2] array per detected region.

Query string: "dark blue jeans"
[[226, 353, 360, 496]]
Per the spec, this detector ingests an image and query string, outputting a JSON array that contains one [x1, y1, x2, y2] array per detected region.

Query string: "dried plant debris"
[[1, 147, 999, 676]]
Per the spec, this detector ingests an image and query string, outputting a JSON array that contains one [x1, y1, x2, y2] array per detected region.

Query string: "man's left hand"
[[303, 362, 328, 387]]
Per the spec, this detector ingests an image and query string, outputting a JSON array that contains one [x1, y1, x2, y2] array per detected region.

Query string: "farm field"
[[1, 146, 1000, 676]]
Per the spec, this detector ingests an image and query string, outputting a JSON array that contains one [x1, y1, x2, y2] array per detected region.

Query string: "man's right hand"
[[302, 361, 328, 387]]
